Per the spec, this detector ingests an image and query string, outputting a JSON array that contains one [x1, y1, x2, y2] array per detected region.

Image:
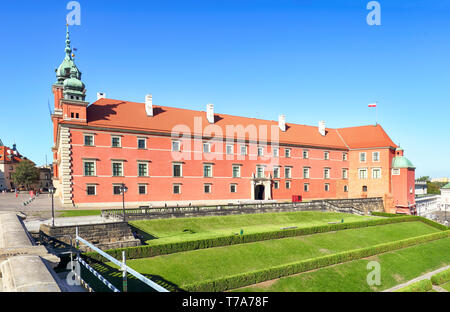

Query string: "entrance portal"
[[255, 185, 265, 200]]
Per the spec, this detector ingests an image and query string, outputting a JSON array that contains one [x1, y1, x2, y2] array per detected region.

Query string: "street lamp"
[[49, 186, 56, 227], [119, 183, 128, 222]]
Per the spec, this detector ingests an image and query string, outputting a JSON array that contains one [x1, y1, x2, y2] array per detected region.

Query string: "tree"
[[416, 176, 430, 182], [11, 160, 40, 190]]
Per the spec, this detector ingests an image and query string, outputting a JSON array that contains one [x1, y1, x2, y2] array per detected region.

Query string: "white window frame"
[[230, 184, 237, 193], [285, 180, 291, 189], [324, 151, 330, 160], [274, 181, 279, 189], [226, 144, 234, 155], [240, 145, 248, 156], [372, 168, 382, 179], [344, 185, 348, 192], [172, 163, 183, 177], [83, 160, 96, 176], [372, 151, 380, 162], [303, 149, 309, 159], [324, 168, 331, 179], [86, 184, 97, 196], [172, 140, 181, 152], [303, 167, 310, 179], [359, 152, 367, 163], [304, 183, 309, 192], [84, 134, 95, 146], [256, 165, 265, 178], [112, 161, 124, 177], [257, 146, 264, 157], [342, 168, 348, 179], [343, 152, 348, 161], [285, 148, 291, 158], [173, 184, 181, 194], [137, 137, 147, 149], [324, 183, 330, 192], [285, 167, 292, 179], [273, 166, 280, 179], [204, 183, 212, 193], [232, 165, 241, 178], [358, 168, 368, 179], [392, 168, 400, 176], [273, 147, 279, 158], [111, 135, 121, 148], [203, 164, 213, 178], [137, 162, 149, 177], [203, 142, 211, 153], [138, 184, 147, 195]]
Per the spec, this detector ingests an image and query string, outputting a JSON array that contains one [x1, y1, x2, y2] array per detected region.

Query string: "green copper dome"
[[55, 26, 81, 84], [442, 183, 450, 189], [392, 156, 415, 169]]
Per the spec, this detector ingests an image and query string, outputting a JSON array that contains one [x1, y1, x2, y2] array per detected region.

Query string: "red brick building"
[[51, 28, 416, 213]]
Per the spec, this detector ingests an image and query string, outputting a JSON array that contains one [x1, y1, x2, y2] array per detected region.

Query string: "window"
[[285, 181, 291, 189], [285, 167, 292, 179], [372, 168, 381, 179], [138, 138, 146, 149], [138, 184, 147, 195], [230, 184, 237, 193], [285, 148, 291, 158], [273, 147, 279, 158], [303, 167, 310, 179], [172, 140, 180, 152], [359, 152, 366, 162], [344, 185, 348, 192], [113, 185, 122, 195], [362, 185, 368, 192], [84, 135, 94, 146], [392, 168, 400, 175], [203, 164, 213, 178], [112, 162, 123, 176], [86, 185, 96, 195], [324, 168, 330, 179], [240, 145, 248, 156], [204, 184, 211, 193], [274, 181, 279, 189], [273, 166, 280, 178], [256, 166, 265, 178], [304, 183, 309, 192], [138, 163, 148, 177], [203, 142, 211, 153], [342, 168, 348, 179], [71, 112, 74, 118], [173, 184, 181, 194], [83, 161, 95, 176], [173, 163, 182, 177], [359, 168, 368, 179], [343, 153, 348, 161], [303, 150, 309, 159], [257, 146, 264, 157], [111, 136, 121, 148], [226, 144, 234, 155], [324, 183, 330, 191], [232, 165, 241, 178], [324, 151, 330, 160], [372, 152, 380, 162], [76, 113, 79, 118]]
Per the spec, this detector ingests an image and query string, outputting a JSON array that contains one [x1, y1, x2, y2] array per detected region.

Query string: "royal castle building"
[[51, 28, 416, 213]]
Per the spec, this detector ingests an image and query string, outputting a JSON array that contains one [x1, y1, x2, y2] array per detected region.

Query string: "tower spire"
[[65, 23, 72, 60]]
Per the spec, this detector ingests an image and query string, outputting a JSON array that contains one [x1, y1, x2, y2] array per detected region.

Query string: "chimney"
[[145, 94, 153, 117], [279, 114, 286, 132], [318, 120, 326, 136], [97, 92, 106, 100], [207, 103, 214, 123]]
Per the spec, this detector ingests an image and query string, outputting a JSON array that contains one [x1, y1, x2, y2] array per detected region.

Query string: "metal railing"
[[75, 227, 169, 292]]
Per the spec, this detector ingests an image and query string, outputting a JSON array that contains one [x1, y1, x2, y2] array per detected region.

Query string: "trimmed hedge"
[[83, 216, 421, 262], [395, 279, 433, 292], [183, 231, 450, 292], [370, 212, 406, 218], [431, 268, 450, 285]]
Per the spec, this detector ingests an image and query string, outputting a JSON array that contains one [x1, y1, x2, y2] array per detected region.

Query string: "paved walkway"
[[383, 265, 450, 292]]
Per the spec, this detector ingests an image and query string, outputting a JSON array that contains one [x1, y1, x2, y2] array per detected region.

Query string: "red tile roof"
[[63, 98, 397, 150], [0, 146, 22, 163]]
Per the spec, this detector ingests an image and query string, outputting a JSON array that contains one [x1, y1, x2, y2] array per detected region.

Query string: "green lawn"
[[93, 221, 439, 291], [237, 237, 450, 292], [441, 281, 450, 291], [56, 210, 101, 217], [129, 211, 376, 245]]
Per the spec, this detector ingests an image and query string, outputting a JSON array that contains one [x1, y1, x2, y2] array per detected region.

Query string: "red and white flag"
[[368, 102, 377, 108]]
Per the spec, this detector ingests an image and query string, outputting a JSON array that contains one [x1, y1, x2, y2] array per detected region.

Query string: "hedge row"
[[83, 216, 418, 262], [431, 268, 450, 285], [370, 212, 406, 218], [183, 231, 450, 292], [395, 279, 433, 292]]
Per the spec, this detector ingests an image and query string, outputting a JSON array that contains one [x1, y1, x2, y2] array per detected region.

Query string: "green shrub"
[[431, 268, 450, 285], [83, 216, 418, 262], [370, 212, 406, 217], [183, 231, 450, 292], [395, 279, 433, 292]]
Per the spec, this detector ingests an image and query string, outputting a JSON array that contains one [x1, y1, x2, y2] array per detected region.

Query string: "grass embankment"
[[56, 210, 101, 217], [90, 221, 440, 291], [238, 237, 450, 292], [129, 211, 375, 245]]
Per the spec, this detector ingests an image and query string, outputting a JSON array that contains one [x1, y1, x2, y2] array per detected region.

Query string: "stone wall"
[[103, 197, 385, 221], [39, 222, 141, 252]]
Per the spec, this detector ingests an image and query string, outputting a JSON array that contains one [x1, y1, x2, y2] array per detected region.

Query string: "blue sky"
[[0, 0, 449, 177]]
